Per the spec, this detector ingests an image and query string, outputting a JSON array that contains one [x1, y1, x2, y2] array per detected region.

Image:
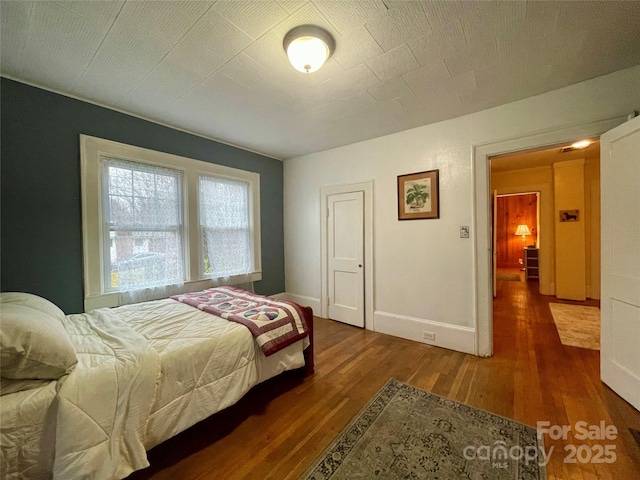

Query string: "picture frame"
[[397, 169, 440, 220], [559, 209, 579, 222]]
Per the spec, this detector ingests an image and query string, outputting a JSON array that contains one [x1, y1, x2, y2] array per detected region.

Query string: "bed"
[[0, 288, 314, 480]]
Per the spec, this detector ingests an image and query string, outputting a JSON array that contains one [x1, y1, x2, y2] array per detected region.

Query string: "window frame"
[[80, 135, 261, 311]]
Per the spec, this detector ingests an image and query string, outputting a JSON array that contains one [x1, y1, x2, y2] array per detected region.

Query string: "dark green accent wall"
[[1, 78, 284, 313]]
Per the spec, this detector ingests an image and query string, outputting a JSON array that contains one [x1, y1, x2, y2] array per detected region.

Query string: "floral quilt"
[[171, 287, 309, 356]]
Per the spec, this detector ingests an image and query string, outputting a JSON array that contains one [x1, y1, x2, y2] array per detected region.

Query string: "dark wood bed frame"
[[301, 306, 315, 376]]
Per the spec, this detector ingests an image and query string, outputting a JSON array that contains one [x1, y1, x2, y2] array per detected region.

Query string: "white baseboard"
[[282, 293, 321, 314], [374, 310, 476, 355], [269, 292, 288, 300]]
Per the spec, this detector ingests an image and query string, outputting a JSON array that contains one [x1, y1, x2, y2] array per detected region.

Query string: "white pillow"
[[0, 292, 66, 319], [0, 293, 77, 380], [1, 377, 51, 396]]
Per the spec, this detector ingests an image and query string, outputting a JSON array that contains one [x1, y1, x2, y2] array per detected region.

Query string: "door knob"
[[358, 264, 363, 268]]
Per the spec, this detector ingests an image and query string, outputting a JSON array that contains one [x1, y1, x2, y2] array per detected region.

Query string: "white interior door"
[[328, 191, 364, 327], [600, 115, 640, 410]]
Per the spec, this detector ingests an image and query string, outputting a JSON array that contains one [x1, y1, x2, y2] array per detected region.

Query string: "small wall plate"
[[460, 226, 470, 238]]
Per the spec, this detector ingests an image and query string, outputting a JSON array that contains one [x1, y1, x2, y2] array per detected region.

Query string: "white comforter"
[[0, 381, 57, 479], [114, 299, 261, 448], [33, 299, 305, 479], [55, 309, 160, 479]]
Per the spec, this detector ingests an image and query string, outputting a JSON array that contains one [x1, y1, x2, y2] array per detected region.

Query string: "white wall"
[[283, 65, 640, 354]]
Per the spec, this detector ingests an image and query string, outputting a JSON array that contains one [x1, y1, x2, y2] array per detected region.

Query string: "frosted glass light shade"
[[284, 25, 335, 73], [571, 139, 592, 149], [287, 36, 330, 73]]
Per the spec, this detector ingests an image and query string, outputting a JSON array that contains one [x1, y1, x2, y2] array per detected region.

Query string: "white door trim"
[[473, 117, 626, 357], [492, 190, 497, 298], [320, 181, 374, 330]]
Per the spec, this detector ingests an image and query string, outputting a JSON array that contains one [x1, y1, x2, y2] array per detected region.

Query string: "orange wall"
[[491, 155, 601, 300], [492, 166, 554, 295], [554, 159, 586, 300]]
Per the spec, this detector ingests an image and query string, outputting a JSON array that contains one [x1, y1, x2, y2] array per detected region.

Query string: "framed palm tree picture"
[[397, 169, 440, 220]]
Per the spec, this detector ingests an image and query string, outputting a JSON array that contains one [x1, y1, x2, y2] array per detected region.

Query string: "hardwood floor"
[[129, 275, 640, 479]]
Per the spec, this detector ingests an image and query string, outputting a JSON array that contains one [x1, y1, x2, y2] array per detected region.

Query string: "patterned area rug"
[[303, 379, 547, 479], [549, 303, 600, 350], [497, 273, 521, 281]]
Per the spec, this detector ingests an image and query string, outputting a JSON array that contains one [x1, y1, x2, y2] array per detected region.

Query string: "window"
[[104, 158, 184, 291], [81, 135, 261, 311], [199, 176, 252, 277]]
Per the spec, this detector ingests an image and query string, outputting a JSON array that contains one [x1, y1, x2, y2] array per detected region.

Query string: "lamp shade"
[[284, 25, 335, 73], [514, 224, 531, 236]]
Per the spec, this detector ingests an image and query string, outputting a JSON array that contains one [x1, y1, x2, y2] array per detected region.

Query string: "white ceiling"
[[2, 1, 639, 160]]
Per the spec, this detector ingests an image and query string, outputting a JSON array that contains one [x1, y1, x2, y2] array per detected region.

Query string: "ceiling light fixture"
[[570, 139, 593, 149], [561, 139, 595, 153], [283, 25, 335, 73]]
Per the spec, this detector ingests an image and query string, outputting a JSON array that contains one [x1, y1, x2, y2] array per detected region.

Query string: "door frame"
[[320, 181, 374, 330], [473, 117, 625, 357], [495, 191, 540, 270]]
